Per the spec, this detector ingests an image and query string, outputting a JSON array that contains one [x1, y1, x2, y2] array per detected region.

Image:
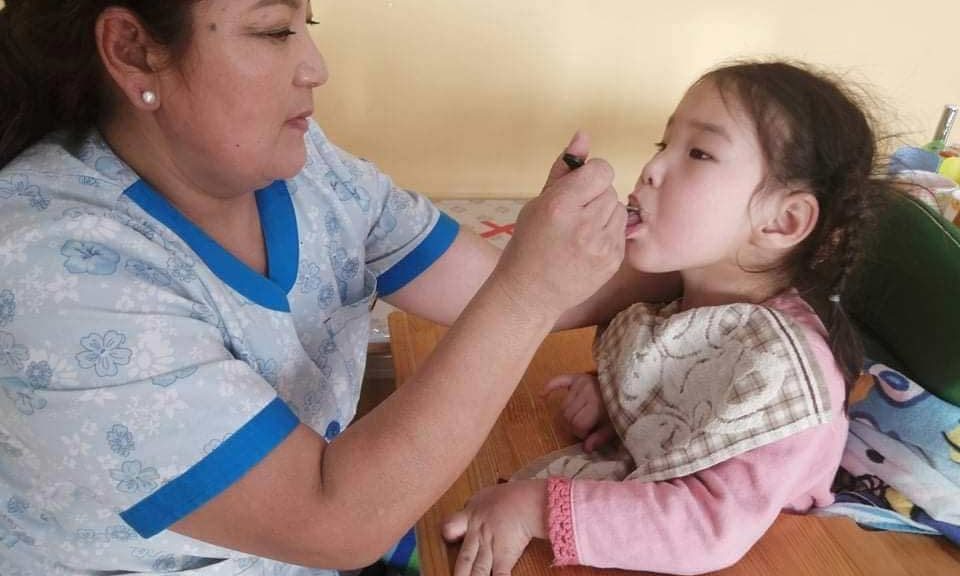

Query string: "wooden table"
[[388, 312, 960, 576]]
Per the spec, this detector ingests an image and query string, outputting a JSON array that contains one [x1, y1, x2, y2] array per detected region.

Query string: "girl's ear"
[[755, 190, 819, 250]]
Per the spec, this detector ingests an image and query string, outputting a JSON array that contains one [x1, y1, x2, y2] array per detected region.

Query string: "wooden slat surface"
[[388, 311, 960, 576]]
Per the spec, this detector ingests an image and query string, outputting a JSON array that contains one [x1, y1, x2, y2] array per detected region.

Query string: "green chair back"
[[845, 191, 960, 406]]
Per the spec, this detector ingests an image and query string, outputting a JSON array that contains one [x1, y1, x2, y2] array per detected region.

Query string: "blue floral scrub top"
[[0, 120, 459, 575]]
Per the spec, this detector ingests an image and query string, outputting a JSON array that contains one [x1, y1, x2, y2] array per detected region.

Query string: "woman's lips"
[[286, 111, 313, 131], [285, 117, 309, 131]]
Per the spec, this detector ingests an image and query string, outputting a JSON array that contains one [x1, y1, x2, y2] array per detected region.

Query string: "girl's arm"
[[444, 416, 844, 576], [549, 417, 846, 574]]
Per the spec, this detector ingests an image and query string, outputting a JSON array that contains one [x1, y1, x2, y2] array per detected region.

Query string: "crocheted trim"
[[547, 477, 579, 566]]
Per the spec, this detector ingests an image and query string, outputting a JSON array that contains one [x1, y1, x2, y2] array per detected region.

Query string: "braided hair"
[[699, 61, 895, 401]]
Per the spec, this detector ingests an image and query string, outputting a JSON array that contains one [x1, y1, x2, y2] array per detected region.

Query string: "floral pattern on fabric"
[[0, 121, 449, 575]]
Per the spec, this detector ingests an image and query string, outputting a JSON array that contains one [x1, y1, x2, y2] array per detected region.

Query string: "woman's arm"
[[171, 153, 628, 568], [383, 227, 501, 325], [174, 277, 559, 568], [384, 137, 678, 330], [387, 228, 679, 330], [554, 263, 680, 330]]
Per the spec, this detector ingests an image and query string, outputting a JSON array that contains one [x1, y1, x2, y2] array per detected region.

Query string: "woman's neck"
[[99, 114, 268, 274], [99, 112, 265, 224]]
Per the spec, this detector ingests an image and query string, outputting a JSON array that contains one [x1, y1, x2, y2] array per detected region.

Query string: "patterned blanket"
[[819, 362, 960, 546]]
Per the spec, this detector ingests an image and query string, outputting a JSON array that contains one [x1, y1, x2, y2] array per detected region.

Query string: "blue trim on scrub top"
[[256, 184, 299, 294], [120, 397, 300, 538], [124, 179, 299, 312], [376, 212, 459, 297]]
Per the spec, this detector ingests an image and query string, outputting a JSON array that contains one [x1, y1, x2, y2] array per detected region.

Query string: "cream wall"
[[310, 0, 958, 198]]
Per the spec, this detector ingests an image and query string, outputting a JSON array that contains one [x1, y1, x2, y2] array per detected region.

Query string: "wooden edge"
[[387, 311, 414, 388]]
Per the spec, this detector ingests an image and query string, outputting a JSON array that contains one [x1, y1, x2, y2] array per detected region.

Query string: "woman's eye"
[[264, 28, 296, 40], [689, 148, 713, 160], [306, 18, 320, 26], [654, 141, 667, 152]]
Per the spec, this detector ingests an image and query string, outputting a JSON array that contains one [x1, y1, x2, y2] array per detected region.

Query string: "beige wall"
[[4, 1, 951, 197], [310, 0, 958, 198]]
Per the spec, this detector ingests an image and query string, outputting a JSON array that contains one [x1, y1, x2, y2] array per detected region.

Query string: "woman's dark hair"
[[0, 0, 195, 167], [697, 60, 894, 402]]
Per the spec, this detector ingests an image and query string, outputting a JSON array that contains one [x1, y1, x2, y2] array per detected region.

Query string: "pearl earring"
[[141, 90, 157, 105]]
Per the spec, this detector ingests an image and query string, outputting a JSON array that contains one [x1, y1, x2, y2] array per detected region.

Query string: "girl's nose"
[[639, 159, 663, 188]]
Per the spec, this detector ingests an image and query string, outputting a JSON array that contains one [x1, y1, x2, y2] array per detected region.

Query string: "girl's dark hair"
[[698, 60, 893, 401], [0, 0, 195, 168]]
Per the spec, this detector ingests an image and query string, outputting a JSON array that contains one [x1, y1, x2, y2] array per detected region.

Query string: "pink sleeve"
[[546, 416, 845, 574]]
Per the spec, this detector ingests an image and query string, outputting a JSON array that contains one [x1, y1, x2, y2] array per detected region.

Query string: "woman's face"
[[153, 0, 326, 194]]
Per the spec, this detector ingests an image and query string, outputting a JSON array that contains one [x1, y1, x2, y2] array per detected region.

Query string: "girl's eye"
[[264, 28, 296, 40], [654, 141, 667, 152], [306, 18, 320, 26], [689, 148, 713, 161]]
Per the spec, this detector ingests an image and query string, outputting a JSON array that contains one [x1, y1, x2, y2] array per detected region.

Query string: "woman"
[[0, 1, 673, 574]]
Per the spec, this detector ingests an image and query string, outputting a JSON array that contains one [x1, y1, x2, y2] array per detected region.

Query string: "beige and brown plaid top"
[[514, 299, 832, 484]]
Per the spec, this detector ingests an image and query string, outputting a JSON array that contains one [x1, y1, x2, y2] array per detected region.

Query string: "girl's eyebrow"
[[666, 115, 732, 143]]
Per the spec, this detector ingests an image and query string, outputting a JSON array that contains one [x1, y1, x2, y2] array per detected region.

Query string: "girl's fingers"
[[492, 538, 528, 576], [570, 401, 598, 437], [471, 534, 494, 576], [584, 423, 617, 453], [542, 373, 577, 395], [442, 510, 468, 543], [453, 522, 482, 576], [562, 393, 587, 425]]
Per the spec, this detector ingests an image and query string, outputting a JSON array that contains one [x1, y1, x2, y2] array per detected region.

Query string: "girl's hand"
[[544, 372, 618, 452], [442, 480, 548, 576]]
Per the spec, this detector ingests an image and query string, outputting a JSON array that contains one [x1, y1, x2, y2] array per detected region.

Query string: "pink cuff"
[[547, 477, 579, 566]]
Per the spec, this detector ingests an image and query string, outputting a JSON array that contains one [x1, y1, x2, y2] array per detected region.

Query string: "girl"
[[441, 60, 891, 575]]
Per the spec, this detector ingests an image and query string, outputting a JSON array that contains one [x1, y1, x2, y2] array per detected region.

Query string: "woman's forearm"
[[172, 154, 626, 567], [320, 272, 559, 551]]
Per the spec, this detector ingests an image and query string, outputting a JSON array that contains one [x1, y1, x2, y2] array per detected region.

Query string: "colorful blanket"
[[819, 362, 960, 546], [382, 528, 419, 576]]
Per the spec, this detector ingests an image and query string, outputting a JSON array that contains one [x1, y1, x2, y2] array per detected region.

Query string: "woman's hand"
[[544, 372, 617, 452], [492, 132, 626, 320], [442, 480, 548, 576]]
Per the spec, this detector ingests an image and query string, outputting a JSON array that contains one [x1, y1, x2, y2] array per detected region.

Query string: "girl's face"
[[152, 0, 326, 195], [624, 79, 768, 274]]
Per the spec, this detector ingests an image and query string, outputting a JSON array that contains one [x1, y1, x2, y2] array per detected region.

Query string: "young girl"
[[441, 60, 891, 575]]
